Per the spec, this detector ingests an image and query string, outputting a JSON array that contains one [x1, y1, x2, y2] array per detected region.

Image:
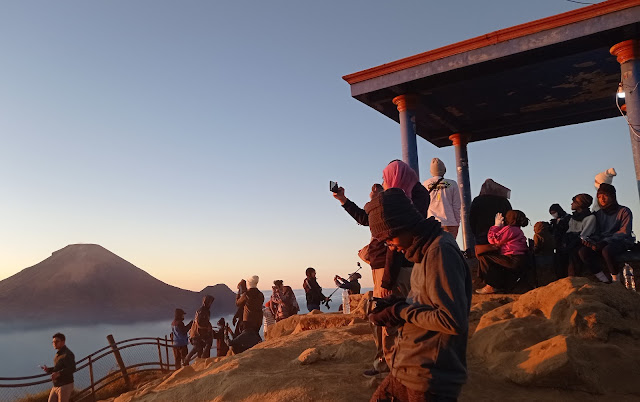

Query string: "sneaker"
[[362, 369, 380, 378], [475, 285, 496, 295]]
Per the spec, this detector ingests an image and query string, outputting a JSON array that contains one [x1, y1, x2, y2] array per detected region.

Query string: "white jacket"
[[423, 176, 461, 227]]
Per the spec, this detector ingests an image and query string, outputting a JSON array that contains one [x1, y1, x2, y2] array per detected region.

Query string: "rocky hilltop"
[[105, 278, 640, 402], [0, 244, 236, 328]]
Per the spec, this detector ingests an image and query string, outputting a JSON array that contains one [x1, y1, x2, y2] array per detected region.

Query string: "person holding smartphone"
[[41, 333, 76, 402], [330, 159, 429, 378]]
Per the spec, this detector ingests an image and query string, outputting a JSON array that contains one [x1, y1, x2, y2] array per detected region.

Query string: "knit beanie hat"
[[430, 158, 446, 177], [246, 275, 259, 289], [597, 183, 616, 197], [364, 188, 424, 240], [572, 193, 593, 209], [594, 168, 616, 189]]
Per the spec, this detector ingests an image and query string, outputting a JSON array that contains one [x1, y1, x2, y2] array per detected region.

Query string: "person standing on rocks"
[[41, 332, 76, 402], [423, 158, 461, 239], [270, 279, 300, 321], [184, 295, 214, 365], [303, 267, 328, 311], [171, 308, 192, 369], [229, 275, 265, 354], [366, 188, 472, 402]]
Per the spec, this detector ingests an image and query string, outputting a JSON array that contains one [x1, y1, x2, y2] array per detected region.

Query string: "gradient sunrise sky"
[[1, 1, 637, 291]]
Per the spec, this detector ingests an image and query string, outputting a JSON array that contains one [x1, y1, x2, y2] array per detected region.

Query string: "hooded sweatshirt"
[[189, 295, 214, 340], [393, 220, 472, 397]]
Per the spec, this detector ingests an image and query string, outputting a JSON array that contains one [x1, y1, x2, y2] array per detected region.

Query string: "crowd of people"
[[40, 161, 634, 402]]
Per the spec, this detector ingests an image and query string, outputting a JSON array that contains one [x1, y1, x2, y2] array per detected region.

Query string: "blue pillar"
[[612, 40, 640, 200], [449, 133, 475, 253], [393, 95, 420, 177]]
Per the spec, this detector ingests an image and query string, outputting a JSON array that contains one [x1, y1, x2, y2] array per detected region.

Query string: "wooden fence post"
[[88, 355, 96, 402], [106, 334, 131, 390], [156, 338, 165, 373], [164, 335, 170, 371]]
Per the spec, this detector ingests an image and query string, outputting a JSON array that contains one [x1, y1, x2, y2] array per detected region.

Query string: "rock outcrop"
[[469, 277, 640, 394]]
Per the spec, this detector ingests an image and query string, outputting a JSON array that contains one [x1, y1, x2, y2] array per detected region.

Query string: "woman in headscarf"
[[469, 179, 512, 246]]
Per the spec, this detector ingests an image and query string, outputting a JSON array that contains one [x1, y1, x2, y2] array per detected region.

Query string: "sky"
[[1, 0, 638, 292]]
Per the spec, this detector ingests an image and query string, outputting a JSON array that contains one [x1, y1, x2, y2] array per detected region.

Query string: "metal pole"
[[393, 95, 420, 177], [106, 334, 131, 391], [611, 40, 640, 201], [449, 133, 475, 253]]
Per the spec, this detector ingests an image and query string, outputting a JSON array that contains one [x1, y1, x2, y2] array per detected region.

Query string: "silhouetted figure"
[[184, 295, 214, 365]]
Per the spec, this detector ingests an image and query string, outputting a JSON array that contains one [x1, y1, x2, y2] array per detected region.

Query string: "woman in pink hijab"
[[382, 160, 429, 216]]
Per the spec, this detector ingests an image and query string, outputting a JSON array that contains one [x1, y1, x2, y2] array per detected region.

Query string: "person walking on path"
[[184, 295, 214, 365], [41, 332, 76, 402], [171, 308, 192, 369], [423, 158, 461, 238], [365, 188, 472, 401]]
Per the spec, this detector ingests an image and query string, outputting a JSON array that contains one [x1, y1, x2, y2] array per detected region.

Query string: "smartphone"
[[330, 181, 339, 193]]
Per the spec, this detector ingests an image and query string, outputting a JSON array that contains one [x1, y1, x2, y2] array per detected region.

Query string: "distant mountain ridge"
[[0, 244, 236, 329]]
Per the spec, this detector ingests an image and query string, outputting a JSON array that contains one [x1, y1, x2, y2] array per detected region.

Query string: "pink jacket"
[[488, 225, 528, 255]]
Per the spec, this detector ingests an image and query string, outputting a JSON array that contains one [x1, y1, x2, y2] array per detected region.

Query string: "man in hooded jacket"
[[183, 295, 214, 365]]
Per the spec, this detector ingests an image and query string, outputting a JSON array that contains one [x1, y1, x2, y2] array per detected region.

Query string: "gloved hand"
[[495, 212, 504, 227], [368, 300, 409, 327]]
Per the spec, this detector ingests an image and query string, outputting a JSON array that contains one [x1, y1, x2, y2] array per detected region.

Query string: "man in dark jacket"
[[230, 275, 265, 354], [366, 188, 472, 401], [303, 267, 328, 311], [42, 332, 76, 402], [184, 295, 214, 365]]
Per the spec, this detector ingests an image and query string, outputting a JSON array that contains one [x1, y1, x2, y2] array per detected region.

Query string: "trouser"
[[172, 345, 188, 369], [307, 303, 320, 312], [578, 241, 628, 275], [371, 266, 412, 371], [202, 338, 213, 358], [443, 226, 459, 239], [48, 383, 74, 402], [184, 338, 206, 363], [370, 375, 458, 402], [478, 253, 527, 289]]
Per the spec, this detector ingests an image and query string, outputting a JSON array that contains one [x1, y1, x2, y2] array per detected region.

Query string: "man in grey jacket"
[[365, 188, 472, 402]]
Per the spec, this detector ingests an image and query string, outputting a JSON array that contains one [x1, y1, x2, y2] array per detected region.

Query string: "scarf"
[[403, 217, 443, 264], [383, 160, 419, 201], [571, 209, 591, 222]]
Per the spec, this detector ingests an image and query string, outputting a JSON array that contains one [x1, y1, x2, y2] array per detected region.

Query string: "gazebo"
[[342, 0, 640, 251]]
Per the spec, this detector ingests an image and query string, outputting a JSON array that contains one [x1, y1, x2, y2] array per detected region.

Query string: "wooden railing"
[[0, 334, 175, 402]]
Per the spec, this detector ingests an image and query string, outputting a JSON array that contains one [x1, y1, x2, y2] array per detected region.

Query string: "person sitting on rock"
[[469, 179, 512, 247], [476, 210, 530, 294], [365, 188, 471, 401], [303, 267, 328, 312], [564, 194, 596, 277], [333, 272, 362, 295], [184, 295, 214, 365], [578, 183, 633, 283], [270, 279, 299, 321]]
